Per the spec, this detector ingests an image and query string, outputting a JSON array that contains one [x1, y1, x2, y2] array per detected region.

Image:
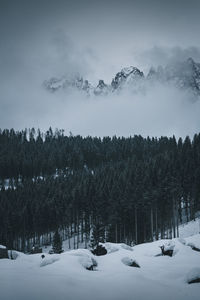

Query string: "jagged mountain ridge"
[[44, 58, 200, 96]]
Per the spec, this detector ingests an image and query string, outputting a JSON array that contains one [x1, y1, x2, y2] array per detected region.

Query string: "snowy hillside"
[[1, 234, 200, 300], [179, 218, 200, 238]]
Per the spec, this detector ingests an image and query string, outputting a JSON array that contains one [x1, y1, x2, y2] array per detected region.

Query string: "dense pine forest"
[[0, 128, 200, 252]]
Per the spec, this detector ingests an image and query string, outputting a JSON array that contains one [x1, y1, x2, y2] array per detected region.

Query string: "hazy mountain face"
[[44, 59, 200, 96], [1, 0, 200, 137]]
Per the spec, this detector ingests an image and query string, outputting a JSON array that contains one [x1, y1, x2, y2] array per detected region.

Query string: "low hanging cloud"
[[1, 75, 200, 138], [134, 46, 200, 72]]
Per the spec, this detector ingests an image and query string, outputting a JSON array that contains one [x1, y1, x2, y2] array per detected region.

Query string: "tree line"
[[0, 128, 200, 251]]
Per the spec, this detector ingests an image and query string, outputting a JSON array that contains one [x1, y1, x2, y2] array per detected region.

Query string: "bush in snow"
[[79, 256, 98, 271], [91, 245, 107, 256], [160, 241, 175, 257], [121, 257, 140, 268], [186, 268, 200, 284]]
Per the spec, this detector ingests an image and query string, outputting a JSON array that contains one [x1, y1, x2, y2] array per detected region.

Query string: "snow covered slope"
[[179, 218, 200, 238], [0, 236, 200, 300]]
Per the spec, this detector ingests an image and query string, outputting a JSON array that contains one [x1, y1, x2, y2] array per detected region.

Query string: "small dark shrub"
[[0, 248, 8, 259], [91, 245, 107, 256], [86, 265, 94, 271], [130, 260, 140, 268], [30, 245, 42, 254], [188, 278, 200, 284]]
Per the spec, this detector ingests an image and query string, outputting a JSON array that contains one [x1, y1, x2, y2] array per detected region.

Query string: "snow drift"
[[0, 234, 200, 300]]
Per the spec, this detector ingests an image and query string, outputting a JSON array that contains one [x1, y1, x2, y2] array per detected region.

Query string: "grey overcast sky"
[[1, 0, 200, 80], [0, 0, 200, 136]]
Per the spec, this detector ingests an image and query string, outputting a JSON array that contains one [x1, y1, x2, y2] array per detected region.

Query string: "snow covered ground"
[[0, 235, 200, 300], [179, 218, 200, 238]]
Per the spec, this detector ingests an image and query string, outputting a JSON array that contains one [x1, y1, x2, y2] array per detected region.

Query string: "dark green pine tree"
[[52, 230, 63, 254]]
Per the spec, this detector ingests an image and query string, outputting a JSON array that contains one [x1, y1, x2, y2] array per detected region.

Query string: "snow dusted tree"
[[52, 230, 63, 254], [89, 222, 107, 256], [89, 222, 105, 249]]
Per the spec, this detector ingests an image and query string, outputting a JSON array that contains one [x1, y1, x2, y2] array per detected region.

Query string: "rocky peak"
[[111, 66, 144, 90], [94, 80, 109, 95]]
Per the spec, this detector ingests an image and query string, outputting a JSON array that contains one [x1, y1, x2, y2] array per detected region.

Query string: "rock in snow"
[[186, 268, 200, 284], [121, 257, 140, 268]]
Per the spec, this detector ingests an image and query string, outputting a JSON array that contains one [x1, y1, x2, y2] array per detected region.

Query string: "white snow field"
[[0, 235, 200, 300], [179, 218, 200, 238]]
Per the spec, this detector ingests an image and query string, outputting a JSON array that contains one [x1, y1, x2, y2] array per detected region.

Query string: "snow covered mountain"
[[111, 66, 144, 90], [43, 74, 94, 95], [44, 58, 200, 96], [147, 57, 200, 94]]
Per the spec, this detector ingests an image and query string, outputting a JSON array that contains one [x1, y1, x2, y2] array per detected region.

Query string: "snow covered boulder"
[[160, 241, 175, 257], [91, 245, 107, 256], [121, 257, 140, 268], [79, 256, 98, 271], [187, 242, 200, 252], [186, 268, 200, 284]]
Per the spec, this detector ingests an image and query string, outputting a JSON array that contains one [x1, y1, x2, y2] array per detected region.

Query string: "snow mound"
[[187, 242, 200, 252], [187, 242, 196, 247], [103, 242, 133, 254], [161, 241, 175, 251], [40, 256, 60, 267], [68, 249, 98, 270], [120, 244, 133, 251], [103, 243, 119, 253], [186, 268, 200, 284], [121, 257, 140, 268], [179, 218, 200, 238], [69, 249, 93, 257], [178, 238, 186, 245], [79, 256, 97, 271], [184, 233, 200, 249], [1, 235, 200, 300]]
